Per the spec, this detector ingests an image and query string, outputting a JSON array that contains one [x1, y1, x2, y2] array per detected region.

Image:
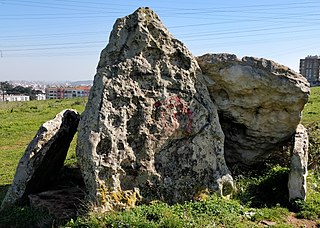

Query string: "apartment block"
[[46, 86, 91, 99], [299, 55, 320, 86]]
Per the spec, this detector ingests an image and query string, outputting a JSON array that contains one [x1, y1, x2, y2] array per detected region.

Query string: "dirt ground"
[[286, 213, 318, 228]]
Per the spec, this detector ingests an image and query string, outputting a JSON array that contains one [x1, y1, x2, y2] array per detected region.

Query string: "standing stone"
[[197, 53, 310, 167], [1, 109, 80, 210], [76, 7, 233, 211], [288, 124, 308, 201]]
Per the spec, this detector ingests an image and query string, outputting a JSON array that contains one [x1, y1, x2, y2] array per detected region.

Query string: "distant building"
[[35, 94, 46, 101], [299, 55, 320, 86], [0, 94, 30, 102], [46, 85, 91, 99]]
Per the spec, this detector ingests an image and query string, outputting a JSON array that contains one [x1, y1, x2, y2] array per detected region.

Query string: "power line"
[[0, 0, 319, 60]]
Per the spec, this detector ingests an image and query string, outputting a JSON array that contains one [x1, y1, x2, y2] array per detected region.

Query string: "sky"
[[0, 0, 319, 81]]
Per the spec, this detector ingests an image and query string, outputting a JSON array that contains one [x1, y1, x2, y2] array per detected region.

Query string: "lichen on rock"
[[76, 7, 234, 210]]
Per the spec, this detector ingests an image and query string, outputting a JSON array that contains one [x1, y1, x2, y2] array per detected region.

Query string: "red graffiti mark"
[[155, 96, 193, 133]]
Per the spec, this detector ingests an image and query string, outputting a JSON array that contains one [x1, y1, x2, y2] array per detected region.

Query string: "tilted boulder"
[[76, 8, 233, 210], [288, 124, 308, 201], [1, 109, 80, 210], [197, 53, 310, 167]]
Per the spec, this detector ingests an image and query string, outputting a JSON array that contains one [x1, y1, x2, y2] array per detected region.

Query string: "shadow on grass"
[[0, 166, 88, 228], [235, 166, 290, 208], [0, 184, 55, 228], [0, 184, 10, 203]]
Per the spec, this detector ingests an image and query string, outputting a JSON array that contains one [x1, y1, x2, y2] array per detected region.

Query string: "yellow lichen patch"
[[97, 187, 142, 211], [98, 183, 108, 206]]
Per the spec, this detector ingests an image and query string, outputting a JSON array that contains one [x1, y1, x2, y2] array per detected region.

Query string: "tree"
[[30, 89, 43, 100], [0, 81, 13, 101], [10, 85, 31, 95]]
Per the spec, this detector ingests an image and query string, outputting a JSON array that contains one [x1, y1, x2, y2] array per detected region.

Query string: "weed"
[[250, 206, 289, 223], [29, 106, 38, 110], [72, 101, 82, 106], [291, 172, 320, 221]]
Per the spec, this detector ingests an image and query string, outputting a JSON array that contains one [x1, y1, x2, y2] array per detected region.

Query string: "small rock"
[[260, 220, 277, 226]]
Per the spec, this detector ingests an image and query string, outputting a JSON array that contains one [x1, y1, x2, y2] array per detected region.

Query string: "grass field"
[[0, 98, 87, 186], [0, 88, 320, 227]]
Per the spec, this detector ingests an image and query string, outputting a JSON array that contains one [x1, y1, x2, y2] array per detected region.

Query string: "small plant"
[[72, 101, 82, 106], [291, 171, 320, 221], [29, 106, 38, 110]]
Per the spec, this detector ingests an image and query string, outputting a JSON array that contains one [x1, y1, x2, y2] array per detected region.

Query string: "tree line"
[[0, 81, 44, 100]]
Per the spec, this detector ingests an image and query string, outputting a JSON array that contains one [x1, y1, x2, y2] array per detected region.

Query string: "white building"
[[2, 94, 30, 102], [35, 94, 46, 100]]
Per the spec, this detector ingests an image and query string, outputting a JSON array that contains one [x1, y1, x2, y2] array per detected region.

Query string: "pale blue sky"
[[0, 0, 319, 81]]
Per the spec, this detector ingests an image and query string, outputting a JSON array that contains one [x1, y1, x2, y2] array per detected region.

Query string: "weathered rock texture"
[[288, 124, 308, 201], [76, 7, 233, 210], [197, 53, 310, 167], [1, 109, 80, 210]]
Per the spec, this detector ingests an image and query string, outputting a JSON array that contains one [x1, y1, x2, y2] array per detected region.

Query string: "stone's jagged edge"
[[1, 109, 80, 210], [76, 8, 234, 212]]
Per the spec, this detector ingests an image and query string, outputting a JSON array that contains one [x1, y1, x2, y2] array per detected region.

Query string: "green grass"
[[302, 86, 320, 171], [292, 171, 320, 220], [0, 98, 86, 185], [302, 86, 320, 124], [0, 98, 87, 228], [65, 195, 290, 228], [1, 88, 320, 227]]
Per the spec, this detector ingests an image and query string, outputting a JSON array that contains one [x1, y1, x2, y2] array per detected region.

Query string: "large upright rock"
[[1, 109, 80, 210], [197, 53, 310, 167], [77, 8, 233, 210]]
